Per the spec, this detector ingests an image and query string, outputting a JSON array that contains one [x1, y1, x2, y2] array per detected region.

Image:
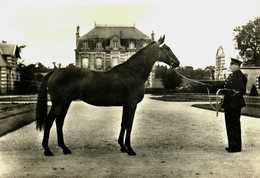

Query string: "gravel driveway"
[[0, 95, 260, 178]]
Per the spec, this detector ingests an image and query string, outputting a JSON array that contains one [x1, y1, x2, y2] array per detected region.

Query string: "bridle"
[[157, 43, 223, 117]]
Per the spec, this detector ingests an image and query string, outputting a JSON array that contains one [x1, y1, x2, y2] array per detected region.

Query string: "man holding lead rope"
[[221, 58, 247, 153]]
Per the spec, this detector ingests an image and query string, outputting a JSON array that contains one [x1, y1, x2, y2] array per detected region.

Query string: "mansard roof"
[[79, 25, 150, 40], [0, 43, 20, 58]]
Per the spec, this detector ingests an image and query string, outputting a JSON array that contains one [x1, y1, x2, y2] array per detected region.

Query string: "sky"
[[0, 0, 259, 68]]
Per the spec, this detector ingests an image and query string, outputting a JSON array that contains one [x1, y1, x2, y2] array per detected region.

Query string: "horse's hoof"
[[120, 147, 127, 153], [63, 148, 72, 155], [44, 150, 54, 156], [127, 149, 136, 156]]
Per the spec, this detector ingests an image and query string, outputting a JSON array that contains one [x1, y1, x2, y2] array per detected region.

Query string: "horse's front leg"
[[118, 106, 128, 152], [125, 104, 137, 156]]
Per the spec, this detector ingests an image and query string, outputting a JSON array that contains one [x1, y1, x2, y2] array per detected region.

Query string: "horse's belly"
[[82, 91, 125, 106]]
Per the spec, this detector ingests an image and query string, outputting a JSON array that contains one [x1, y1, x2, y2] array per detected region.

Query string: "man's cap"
[[230, 58, 243, 66]]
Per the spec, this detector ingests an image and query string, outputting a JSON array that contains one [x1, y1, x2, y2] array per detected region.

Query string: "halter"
[[172, 68, 223, 117]]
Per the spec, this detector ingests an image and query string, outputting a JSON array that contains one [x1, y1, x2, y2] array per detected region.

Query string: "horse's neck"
[[124, 47, 157, 82]]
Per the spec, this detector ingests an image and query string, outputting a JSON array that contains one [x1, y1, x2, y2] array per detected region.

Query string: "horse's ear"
[[157, 35, 165, 46], [162, 35, 165, 42]]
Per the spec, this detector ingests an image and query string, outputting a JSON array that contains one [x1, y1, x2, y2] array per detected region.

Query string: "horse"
[[36, 35, 180, 156]]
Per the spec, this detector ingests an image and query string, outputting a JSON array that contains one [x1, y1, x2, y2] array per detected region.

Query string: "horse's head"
[[155, 35, 180, 68]]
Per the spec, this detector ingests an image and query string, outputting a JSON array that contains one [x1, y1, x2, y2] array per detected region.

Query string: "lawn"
[[0, 103, 35, 137], [192, 103, 260, 118]]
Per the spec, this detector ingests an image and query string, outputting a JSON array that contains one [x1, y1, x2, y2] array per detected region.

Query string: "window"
[[111, 57, 118, 67], [112, 40, 119, 49], [96, 42, 103, 49], [129, 41, 135, 49], [82, 41, 88, 49], [82, 58, 89, 68], [95, 58, 102, 70], [257, 75, 260, 89]]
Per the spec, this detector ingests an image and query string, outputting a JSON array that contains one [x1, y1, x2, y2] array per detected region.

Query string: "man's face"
[[230, 64, 240, 72]]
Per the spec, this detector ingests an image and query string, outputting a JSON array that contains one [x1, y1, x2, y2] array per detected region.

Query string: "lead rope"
[[172, 68, 222, 117]]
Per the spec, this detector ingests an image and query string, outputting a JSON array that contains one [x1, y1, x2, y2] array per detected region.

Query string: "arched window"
[[82, 58, 89, 68]]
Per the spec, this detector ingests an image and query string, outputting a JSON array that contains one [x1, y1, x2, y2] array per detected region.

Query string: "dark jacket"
[[222, 70, 247, 109]]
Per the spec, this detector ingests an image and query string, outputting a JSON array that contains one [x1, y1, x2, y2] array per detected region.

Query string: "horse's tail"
[[36, 71, 54, 131]]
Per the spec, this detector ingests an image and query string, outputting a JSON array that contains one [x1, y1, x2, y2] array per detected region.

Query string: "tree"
[[154, 65, 168, 79], [175, 66, 212, 80], [16, 62, 50, 94], [234, 17, 260, 65], [162, 69, 182, 89], [36, 62, 49, 72], [205, 66, 215, 80]]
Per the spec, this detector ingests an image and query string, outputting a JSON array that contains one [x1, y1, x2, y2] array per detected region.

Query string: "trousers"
[[224, 107, 242, 150]]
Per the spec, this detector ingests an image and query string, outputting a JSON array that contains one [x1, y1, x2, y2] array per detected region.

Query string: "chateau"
[[74, 24, 161, 88]]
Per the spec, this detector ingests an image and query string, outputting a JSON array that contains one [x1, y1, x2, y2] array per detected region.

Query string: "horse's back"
[[46, 67, 145, 106], [47, 68, 91, 101], [47, 68, 126, 104]]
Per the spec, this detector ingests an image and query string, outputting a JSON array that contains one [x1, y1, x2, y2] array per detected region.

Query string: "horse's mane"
[[111, 41, 156, 71]]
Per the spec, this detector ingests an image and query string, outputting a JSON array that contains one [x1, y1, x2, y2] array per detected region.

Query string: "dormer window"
[[129, 41, 135, 49], [96, 42, 103, 49], [113, 40, 119, 49], [110, 36, 120, 50], [83, 41, 88, 49]]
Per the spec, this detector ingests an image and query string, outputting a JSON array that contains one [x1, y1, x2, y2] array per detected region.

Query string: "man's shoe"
[[225, 147, 241, 153]]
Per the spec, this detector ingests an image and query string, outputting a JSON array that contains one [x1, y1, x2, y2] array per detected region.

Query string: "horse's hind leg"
[[125, 104, 137, 156], [42, 106, 56, 156], [56, 103, 72, 155]]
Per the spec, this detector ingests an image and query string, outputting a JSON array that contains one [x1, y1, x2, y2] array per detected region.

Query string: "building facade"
[[240, 67, 260, 94], [0, 41, 20, 93], [75, 24, 160, 88]]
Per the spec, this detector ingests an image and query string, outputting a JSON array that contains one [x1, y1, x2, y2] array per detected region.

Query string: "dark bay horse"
[[36, 35, 180, 156]]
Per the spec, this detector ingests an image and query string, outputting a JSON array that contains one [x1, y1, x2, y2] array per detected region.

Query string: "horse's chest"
[[130, 90, 144, 103]]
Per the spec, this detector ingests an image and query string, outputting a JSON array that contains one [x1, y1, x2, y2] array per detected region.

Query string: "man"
[[222, 58, 247, 153]]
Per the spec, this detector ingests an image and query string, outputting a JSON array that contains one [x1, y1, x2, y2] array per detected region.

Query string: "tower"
[[215, 46, 226, 80]]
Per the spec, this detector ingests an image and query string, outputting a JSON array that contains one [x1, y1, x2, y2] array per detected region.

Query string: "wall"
[[241, 67, 260, 93]]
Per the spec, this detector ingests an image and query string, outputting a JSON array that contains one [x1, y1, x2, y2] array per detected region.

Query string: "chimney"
[[151, 31, 155, 41], [76, 26, 80, 47]]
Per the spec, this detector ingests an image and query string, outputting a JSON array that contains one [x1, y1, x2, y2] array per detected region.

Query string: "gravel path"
[[0, 95, 260, 177]]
